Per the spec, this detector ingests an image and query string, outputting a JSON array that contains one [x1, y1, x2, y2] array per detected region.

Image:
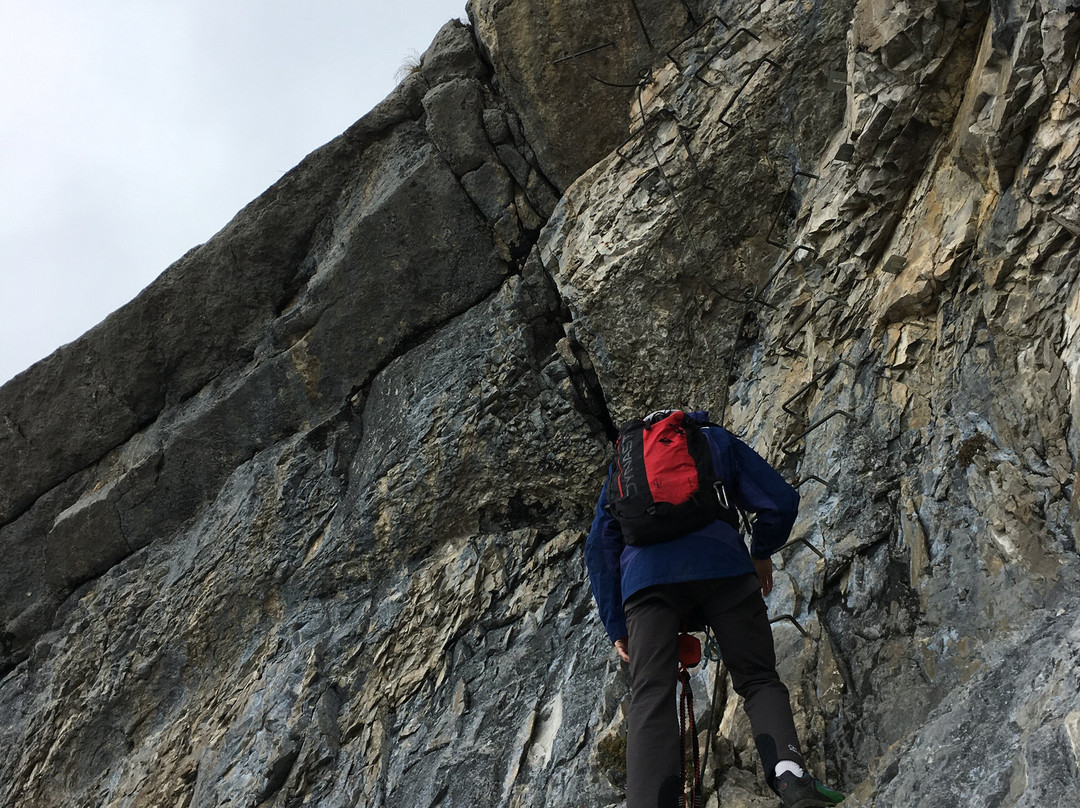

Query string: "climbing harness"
[[677, 632, 704, 808]]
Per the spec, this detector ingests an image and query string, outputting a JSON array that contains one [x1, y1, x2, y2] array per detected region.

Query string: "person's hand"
[[753, 557, 774, 597], [614, 637, 630, 663]]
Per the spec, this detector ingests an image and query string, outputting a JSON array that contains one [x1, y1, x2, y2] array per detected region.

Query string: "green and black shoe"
[[774, 771, 845, 807]]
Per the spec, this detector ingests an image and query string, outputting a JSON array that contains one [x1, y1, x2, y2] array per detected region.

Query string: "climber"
[[585, 409, 844, 808]]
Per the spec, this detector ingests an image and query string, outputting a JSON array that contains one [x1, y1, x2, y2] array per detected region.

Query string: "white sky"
[[0, 0, 468, 385]]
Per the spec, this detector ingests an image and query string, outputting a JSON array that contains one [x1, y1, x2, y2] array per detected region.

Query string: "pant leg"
[[694, 579, 805, 789], [624, 589, 683, 808]]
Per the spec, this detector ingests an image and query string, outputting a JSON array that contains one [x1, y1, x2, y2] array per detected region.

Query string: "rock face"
[[1, 1, 1078, 807]]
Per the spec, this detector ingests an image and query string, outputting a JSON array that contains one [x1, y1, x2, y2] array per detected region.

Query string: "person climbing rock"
[[585, 409, 844, 808]]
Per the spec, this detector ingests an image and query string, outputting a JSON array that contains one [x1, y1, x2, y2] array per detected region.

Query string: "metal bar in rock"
[[693, 27, 763, 87], [666, 15, 730, 74], [765, 170, 821, 247], [794, 475, 836, 494], [675, 124, 711, 189], [616, 112, 664, 162], [776, 295, 846, 357], [780, 410, 853, 456], [788, 536, 827, 559], [717, 56, 780, 128], [525, 0, 646, 88], [553, 42, 616, 65], [678, 0, 702, 26], [627, 0, 654, 50], [781, 357, 855, 418], [753, 245, 819, 309], [769, 614, 814, 639]]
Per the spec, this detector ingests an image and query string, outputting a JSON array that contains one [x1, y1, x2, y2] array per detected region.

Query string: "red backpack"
[[606, 410, 739, 545]]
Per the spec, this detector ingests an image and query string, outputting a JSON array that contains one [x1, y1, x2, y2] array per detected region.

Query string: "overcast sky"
[[0, 0, 468, 385]]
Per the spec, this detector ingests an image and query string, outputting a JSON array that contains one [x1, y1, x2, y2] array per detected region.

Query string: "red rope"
[[677, 634, 703, 808]]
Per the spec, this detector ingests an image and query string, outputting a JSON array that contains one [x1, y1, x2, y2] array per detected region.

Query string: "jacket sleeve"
[[725, 432, 800, 559], [584, 477, 628, 643]]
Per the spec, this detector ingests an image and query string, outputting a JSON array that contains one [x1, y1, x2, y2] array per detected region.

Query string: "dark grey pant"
[[624, 574, 806, 808]]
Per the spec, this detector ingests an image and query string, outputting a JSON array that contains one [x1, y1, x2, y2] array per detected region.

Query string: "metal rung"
[[782, 372, 825, 417], [717, 57, 780, 127], [781, 357, 855, 416], [784, 534, 827, 559], [753, 246, 820, 310], [679, 0, 703, 26], [529, 2, 647, 90], [627, 0, 654, 49], [827, 70, 848, 92], [765, 170, 820, 246], [794, 475, 835, 493], [769, 614, 813, 639], [777, 296, 848, 357], [676, 124, 711, 189], [781, 409, 852, 456], [615, 107, 668, 162], [666, 15, 731, 73], [693, 27, 763, 86], [553, 41, 615, 64]]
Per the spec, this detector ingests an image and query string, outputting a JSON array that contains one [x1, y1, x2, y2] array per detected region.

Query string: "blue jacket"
[[585, 417, 800, 642]]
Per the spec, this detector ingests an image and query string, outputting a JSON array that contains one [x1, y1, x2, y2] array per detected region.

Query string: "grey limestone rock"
[[2, 1, 1080, 807]]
